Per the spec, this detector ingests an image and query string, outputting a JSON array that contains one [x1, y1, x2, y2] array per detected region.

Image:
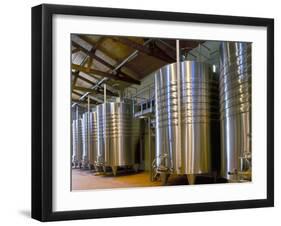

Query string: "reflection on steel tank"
[[154, 61, 219, 184], [219, 42, 252, 182]]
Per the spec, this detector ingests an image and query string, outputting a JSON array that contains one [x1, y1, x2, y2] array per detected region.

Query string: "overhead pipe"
[[176, 39, 182, 176]]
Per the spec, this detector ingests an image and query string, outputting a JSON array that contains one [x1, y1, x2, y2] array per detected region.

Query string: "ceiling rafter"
[[78, 35, 104, 50], [112, 37, 174, 63], [71, 54, 89, 92], [72, 71, 79, 88], [73, 86, 100, 94], [72, 91, 101, 104], [154, 40, 177, 60], [72, 40, 141, 85], [71, 64, 130, 82], [75, 73, 98, 85], [72, 63, 139, 84], [78, 35, 139, 76], [72, 73, 117, 96], [86, 57, 93, 69], [72, 48, 81, 54], [72, 98, 97, 105], [73, 85, 118, 97], [150, 41, 176, 62]]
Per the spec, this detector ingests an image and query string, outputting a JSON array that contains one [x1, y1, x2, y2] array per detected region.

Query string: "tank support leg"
[[213, 171, 217, 183], [103, 166, 107, 173], [112, 166, 117, 176], [133, 164, 139, 173], [187, 174, 196, 185], [160, 172, 169, 185]]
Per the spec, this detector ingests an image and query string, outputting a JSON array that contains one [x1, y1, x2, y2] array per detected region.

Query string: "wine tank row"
[[72, 42, 251, 182], [72, 102, 141, 176]]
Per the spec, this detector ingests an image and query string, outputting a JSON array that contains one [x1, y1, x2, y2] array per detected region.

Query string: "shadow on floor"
[[18, 209, 30, 218]]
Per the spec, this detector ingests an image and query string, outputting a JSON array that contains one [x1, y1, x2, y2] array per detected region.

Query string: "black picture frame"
[[31, 4, 274, 222]]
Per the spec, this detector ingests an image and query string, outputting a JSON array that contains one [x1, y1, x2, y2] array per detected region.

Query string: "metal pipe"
[[87, 96, 90, 112], [76, 105, 79, 120], [198, 44, 201, 62], [104, 84, 107, 103], [103, 103, 107, 167], [87, 96, 90, 168], [176, 40, 181, 170], [148, 118, 153, 181]]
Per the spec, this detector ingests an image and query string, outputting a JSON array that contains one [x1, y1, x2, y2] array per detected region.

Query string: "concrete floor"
[[71, 169, 219, 190], [72, 169, 161, 190]]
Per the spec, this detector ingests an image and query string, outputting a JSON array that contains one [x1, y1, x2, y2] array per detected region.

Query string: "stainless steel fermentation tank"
[[81, 113, 90, 168], [89, 111, 98, 169], [154, 61, 219, 184], [219, 42, 252, 182], [96, 102, 141, 176], [72, 119, 83, 168], [81, 112, 98, 169]]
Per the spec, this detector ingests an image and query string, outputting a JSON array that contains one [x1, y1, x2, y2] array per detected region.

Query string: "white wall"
[[0, 0, 279, 225]]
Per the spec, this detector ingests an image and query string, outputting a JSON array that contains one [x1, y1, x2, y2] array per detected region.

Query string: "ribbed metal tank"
[[154, 61, 219, 184], [72, 119, 83, 167], [89, 111, 98, 169], [96, 105, 105, 168], [219, 42, 252, 181], [96, 102, 140, 175], [81, 112, 90, 168]]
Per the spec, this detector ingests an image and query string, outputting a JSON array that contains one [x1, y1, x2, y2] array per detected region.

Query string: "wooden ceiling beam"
[[72, 90, 84, 97], [73, 86, 100, 94], [72, 41, 111, 67], [72, 73, 118, 97], [87, 57, 93, 69], [72, 64, 125, 81], [112, 37, 174, 63], [73, 85, 117, 97], [72, 62, 140, 84], [72, 71, 79, 88], [72, 48, 81, 54], [74, 73, 96, 86], [151, 43, 176, 62], [71, 55, 90, 91], [77, 35, 105, 50], [78, 35, 140, 76], [72, 91, 100, 105], [71, 98, 98, 105], [72, 40, 141, 85], [154, 40, 177, 60]]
